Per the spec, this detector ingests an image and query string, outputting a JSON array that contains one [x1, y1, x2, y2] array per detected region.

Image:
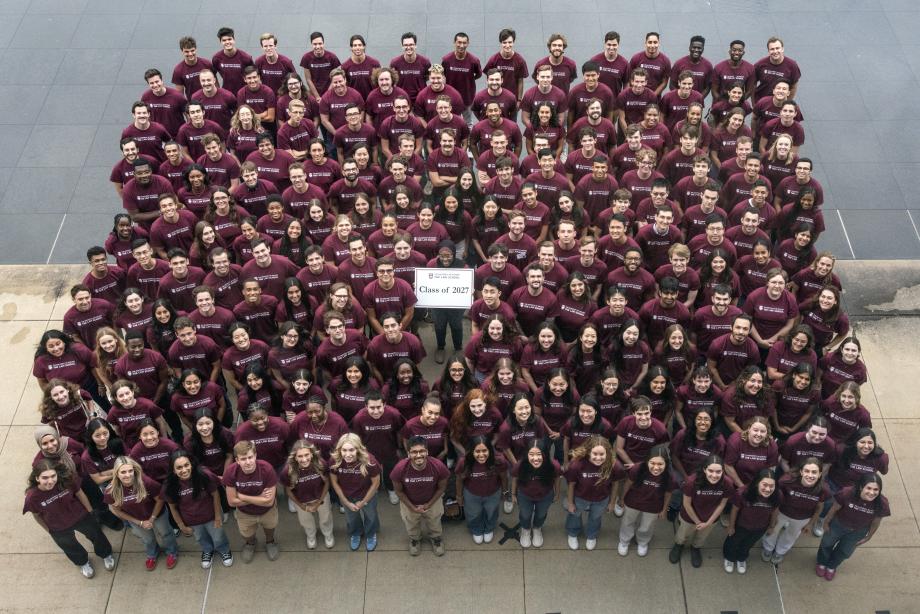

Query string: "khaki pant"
[[235, 504, 279, 538], [399, 499, 444, 540], [294, 493, 334, 540], [674, 516, 716, 548], [619, 505, 658, 546]]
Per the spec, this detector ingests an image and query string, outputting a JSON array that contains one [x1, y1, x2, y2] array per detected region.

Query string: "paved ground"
[[0, 0, 918, 264], [1, 260, 919, 613]]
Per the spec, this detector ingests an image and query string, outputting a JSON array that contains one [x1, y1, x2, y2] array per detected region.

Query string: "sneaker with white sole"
[[520, 529, 531, 548], [220, 551, 233, 567], [761, 548, 773, 562], [241, 542, 256, 564], [503, 497, 513, 514], [306, 535, 317, 549], [287, 498, 297, 513], [103, 555, 115, 571], [737, 560, 747, 574], [567, 535, 579, 550], [265, 541, 280, 561], [586, 538, 597, 551], [201, 552, 213, 569], [473, 534, 483, 544], [388, 490, 399, 505], [483, 532, 494, 543], [324, 534, 335, 549], [80, 562, 94, 579], [813, 518, 825, 537], [617, 541, 629, 556], [532, 527, 544, 547], [771, 552, 785, 565], [613, 502, 624, 517], [637, 543, 649, 557], [724, 559, 734, 573]]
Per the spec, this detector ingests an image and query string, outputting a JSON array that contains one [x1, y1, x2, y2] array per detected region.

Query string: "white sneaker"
[[532, 527, 543, 548], [761, 548, 773, 562], [483, 532, 494, 543], [306, 535, 317, 549], [613, 502, 624, 517], [473, 534, 483, 544], [323, 534, 335, 549], [617, 541, 629, 556], [503, 497, 513, 514], [103, 555, 115, 571], [737, 560, 747, 574], [585, 538, 597, 551], [567, 535, 579, 550], [388, 490, 399, 505], [520, 529, 531, 548], [637, 543, 649, 557], [813, 518, 825, 537], [80, 562, 94, 578], [724, 559, 734, 573], [288, 498, 296, 513]]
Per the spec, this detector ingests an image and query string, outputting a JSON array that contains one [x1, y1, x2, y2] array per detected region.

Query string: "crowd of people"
[[22, 25, 890, 586]]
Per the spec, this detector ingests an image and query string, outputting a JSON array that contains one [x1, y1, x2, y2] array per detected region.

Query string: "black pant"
[[50, 514, 112, 566], [722, 525, 767, 562], [433, 308, 464, 350], [156, 389, 185, 441]]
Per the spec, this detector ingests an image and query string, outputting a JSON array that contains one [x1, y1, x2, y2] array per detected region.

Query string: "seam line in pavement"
[[836, 210, 856, 259], [906, 210, 920, 247], [45, 213, 66, 264], [200, 564, 212, 614]]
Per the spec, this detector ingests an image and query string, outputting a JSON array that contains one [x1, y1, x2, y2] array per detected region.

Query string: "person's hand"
[[180, 524, 194, 536], [260, 489, 273, 497], [696, 522, 708, 531], [415, 504, 427, 513], [801, 524, 812, 535], [567, 501, 577, 514], [213, 516, 222, 529], [658, 509, 667, 519], [511, 495, 518, 506], [345, 501, 360, 512], [726, 525, 735, 536], [548, 430, 560, 440], [140, 519, 153, 530]]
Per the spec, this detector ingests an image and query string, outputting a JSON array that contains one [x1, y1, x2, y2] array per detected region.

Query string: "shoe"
[[520, 529, 531, 548], [265, 541, 280, 561], [288, 498, 296, 513], [201, 552, 213, 569], [613, 502, 624, 517], [824, 567, 836, 581], [432, 538, 445, 556], [567, 535, 579, 550], [409, 539, 421, 556], [166, 554, 178, 569], [306, 535, 317, 549], [145, 556, 157, 571], [435, 349, 445, 364], [690, 547, 703, 568], [737, 560, 746, 574], [241, 542, 256, 564], [617, 541, 629, 556], [350, 535, 361, 551], [473, 534, 483, 544], [388, 490, 399, 505], [483, 532, 494, 543], [761, 548, 773, 562], [724, 559, 734, 573], [80, 562, 95, 579], [637, 543, 649, 557], [220, 551, 233, 567], [532, 527, 543, 548], [813, 518, 825, 537], [771, 552, 785, 565], [324, 534, 335, 549], [366, 534, 377, 551], [338, 505, 345, 514], [666, 507, 678, 522], [669, 544, 683, 564], [503, 497, 513, 514], [103, 555, 115, 571], [815, 564, 827, 577], [585, 538, 597, 551], [222, 512, 229, 524]]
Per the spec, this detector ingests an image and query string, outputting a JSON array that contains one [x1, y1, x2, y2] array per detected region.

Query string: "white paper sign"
[[413, 268, 474, 309]]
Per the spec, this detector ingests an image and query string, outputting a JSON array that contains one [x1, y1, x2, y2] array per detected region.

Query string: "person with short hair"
[[223, 440, 280, 563]]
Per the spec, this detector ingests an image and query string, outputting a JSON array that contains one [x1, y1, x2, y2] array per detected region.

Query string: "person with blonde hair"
[[283, 440, 334, 550], [105, 456, 177, 571], [329, 433, 381, 551], [564, 436, 625, 550]]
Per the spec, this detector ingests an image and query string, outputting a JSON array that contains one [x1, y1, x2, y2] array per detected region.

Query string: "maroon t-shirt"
[[235, 418, 290, 468], [776, 473, 828, 521], [670, 428, 726, 478], [732, 486, 780, 531], [222, 459, 278, 515], [349, 406, 405, 463], [33, 344, 97, 386], [82, 266, 126, 305], [23, 483, 88, 531], [821, 398, 872, 444], [63, 299, 114, 350], [129, 437, 180, 483], [171, 380, 223, 421], [720, 384, 776, 426], [781, 431, 837, 467], [456, 455, 507, 498], [367, 333, 426, 378], [724, 432, 779, 485], [512, 459, 561, 500], [772, 380, 820, 429], [183, 429, 233, 476], [623, 463, 668, 513], [280, 464, 327, 504], [391, 457, 451, 505], [833, 486, 890, 531], [104, 474, 162, 520], [330, 454, 380, 500], [163, 469, 219, 526], [221, 339, 270, 380], [399, 416, 449, 458], [389, 54, 431, 103], [315, 331, 368, 378], [508, 286, 558, 336], [290, 410, 349, 461], [680, 474, 735, 524], [742, 288, 798, 340], [705, 332, 760, 383], [114, 350, 167, 400], [615, 415, 669, 463], [565, 456, 626, 502]]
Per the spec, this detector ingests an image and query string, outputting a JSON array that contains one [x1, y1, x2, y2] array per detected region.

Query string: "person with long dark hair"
[[512, 438, 561, 549], [612, 319, 650, 394], [164, 449, 232, 568], [721, 366, 775, 434], [434, 353, 479, 415], [722, 468, 779, 573], [593, 367, 629, 426], [566, 323, 603, 395], [765, 323, 817, 383], [330, 356, 379, 423], [455, 435, 508, 544], [560, 395, 614, 465], [275, 278, 312, 329], [619, 444, 672, 557], [536, 368, 579, 460], [670, 454, 734, 568], [81, 418, 125, 491], [668, 406, 725, 521], [818, 337, 866, 399], [185, 408, 234, 479], [674, 366, 723, 430], [382, 358, 430, 420], [771, 363, 820, 437], [635, 365, 677, 426], [798, 286, 849, 355], [236, 363, 284, 418]]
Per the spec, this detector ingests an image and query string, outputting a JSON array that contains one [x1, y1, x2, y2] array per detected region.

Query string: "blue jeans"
[[817, 519, 868, 569], [192, 520, 230, 556], [820, 477, 841, 518], [565, 496, 609, 539], [518, 491, 554, 530], [464, 488, 501, 535], [344, 495, 379, 537], [129, 511, 177, 558]]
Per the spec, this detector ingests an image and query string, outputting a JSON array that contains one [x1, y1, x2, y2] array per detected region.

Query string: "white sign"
[[413, 268, 474, 309]]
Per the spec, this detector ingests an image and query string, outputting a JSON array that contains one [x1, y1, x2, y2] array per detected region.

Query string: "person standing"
[[391, 436, 450, 556]]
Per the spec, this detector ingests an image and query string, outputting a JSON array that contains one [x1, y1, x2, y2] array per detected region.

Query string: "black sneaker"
[[666, 507, 678, 523], [669, 544, 682, 564], [690, 547, 703, 568], [220, 551, 233, 567], [200, 552, 213, 569]]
